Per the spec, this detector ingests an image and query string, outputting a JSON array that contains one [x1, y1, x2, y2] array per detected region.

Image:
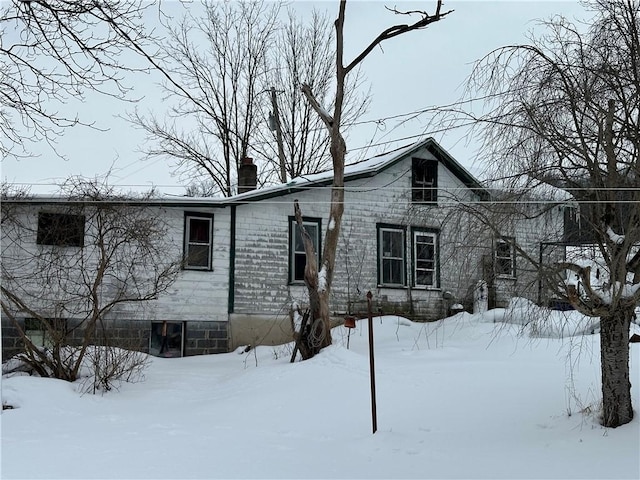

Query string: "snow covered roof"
[[4, 137, 488, 206], [227, 137, 489, 203]]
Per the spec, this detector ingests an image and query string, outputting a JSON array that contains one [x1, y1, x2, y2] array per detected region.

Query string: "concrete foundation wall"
[[1, 316, 229, 360]]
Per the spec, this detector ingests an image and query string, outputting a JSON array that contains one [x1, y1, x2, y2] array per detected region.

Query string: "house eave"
[[1, 196, 226, 209]]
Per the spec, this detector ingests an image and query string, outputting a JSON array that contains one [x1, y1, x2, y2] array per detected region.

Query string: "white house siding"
[[229, 146, 490, 348], [124, 205, 232, 355], [1, 203, 232, 357], [492, 203, 565, 308], [142, 206, 230, 323]]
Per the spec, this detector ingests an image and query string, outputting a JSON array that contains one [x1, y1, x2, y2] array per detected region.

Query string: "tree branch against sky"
[[448, 0, 640, 427], [129, 0, 279, 197], [0, 0, 159, 159], [129, 1, 370, 196], [294, 0, 452, 359]]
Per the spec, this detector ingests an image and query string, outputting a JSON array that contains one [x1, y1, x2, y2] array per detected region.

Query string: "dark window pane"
[[383, 258, 403, 285], [416, 259, 434, 270], [306, 225, 318, 250], [383, 230, 403, 258], [294, 253, 306, 281], [416, 271, 433, 286], [37, 213, 85, 247], [290, 220, 320, 282], [295, 224, 318, 252], [189, 218, 210, 243], [417, 243, 434, 261], [149, 322, 184, 358], [188, 244, 209, 267], [294, 226, 303, 251], [496, 258, 512, 275], [497, 242, 510, 257]]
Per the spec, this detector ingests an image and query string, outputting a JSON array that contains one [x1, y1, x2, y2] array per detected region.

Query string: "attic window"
[[37, 212, 85, 247], [412, 158, 438, 204]]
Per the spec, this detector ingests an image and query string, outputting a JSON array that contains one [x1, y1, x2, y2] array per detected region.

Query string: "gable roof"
[[229, 137, 489, 204], [4, 138, 488, 206]]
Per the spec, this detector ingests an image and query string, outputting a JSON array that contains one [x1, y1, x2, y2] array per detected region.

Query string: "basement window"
[[149, 321, 185, 358], [24, 318, 67, 348], [37, 212, 85, 247]]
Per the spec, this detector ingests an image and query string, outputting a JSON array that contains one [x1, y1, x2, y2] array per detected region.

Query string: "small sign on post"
[[366, 291, 377, 434]]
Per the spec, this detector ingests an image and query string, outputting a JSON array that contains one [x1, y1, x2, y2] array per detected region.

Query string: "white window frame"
[[495, 237, 516, 277], [184, 213, 214, 270], [413, 230, 438, 288], [378, 226, 406, 287]]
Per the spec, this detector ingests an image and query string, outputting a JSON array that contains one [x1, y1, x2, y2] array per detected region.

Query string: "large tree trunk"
[[294, 0, 451, 360], [600, 307, 634, 427]]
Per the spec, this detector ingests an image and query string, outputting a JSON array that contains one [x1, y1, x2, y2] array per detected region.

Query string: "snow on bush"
[[2, 345, 150, 394]]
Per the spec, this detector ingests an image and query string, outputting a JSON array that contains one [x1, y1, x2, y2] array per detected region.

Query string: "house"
[[1, 138, 565, 359]]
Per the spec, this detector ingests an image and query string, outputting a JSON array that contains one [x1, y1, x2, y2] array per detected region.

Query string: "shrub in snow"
[[2, 345, 149, 394]]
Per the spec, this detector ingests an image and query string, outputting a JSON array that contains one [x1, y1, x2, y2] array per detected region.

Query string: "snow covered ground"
[[2, 303, 639, 479]]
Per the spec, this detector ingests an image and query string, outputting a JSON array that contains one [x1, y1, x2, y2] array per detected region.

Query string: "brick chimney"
[[238, 157, 257, 194]]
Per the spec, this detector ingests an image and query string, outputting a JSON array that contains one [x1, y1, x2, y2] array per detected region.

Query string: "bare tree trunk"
[[294, 200, 331, 358], [294, 0, 451, 360], [600, 308, 634, 427]]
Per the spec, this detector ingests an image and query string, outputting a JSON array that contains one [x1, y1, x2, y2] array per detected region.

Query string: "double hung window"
[[495, 237, 515, 277], [378, 226, 406, 286], [289, 217, 321, 283], [184, 213, 214, 270], [377, 224, 440, 288], [413, 229, 438, 288]]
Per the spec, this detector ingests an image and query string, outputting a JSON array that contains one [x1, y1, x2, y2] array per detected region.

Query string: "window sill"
[[495, 274, 516, 281], [377, 284, 408, 290]]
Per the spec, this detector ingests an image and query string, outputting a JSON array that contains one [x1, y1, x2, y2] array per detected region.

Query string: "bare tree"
[[1, 177, 182, 391], [0, 0, 158, 158], [448, 0, 639, 427], [254, 8, 369, 182], [129, 0, 280, 197], [130, 2, 370, 196], [293, 1, 452, 359]]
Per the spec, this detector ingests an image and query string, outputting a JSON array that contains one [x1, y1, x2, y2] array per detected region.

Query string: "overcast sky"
[[2, 1, 588, 195]]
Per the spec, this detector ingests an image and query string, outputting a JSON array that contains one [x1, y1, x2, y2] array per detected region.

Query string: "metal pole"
[[366, 291, 377, 434]]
